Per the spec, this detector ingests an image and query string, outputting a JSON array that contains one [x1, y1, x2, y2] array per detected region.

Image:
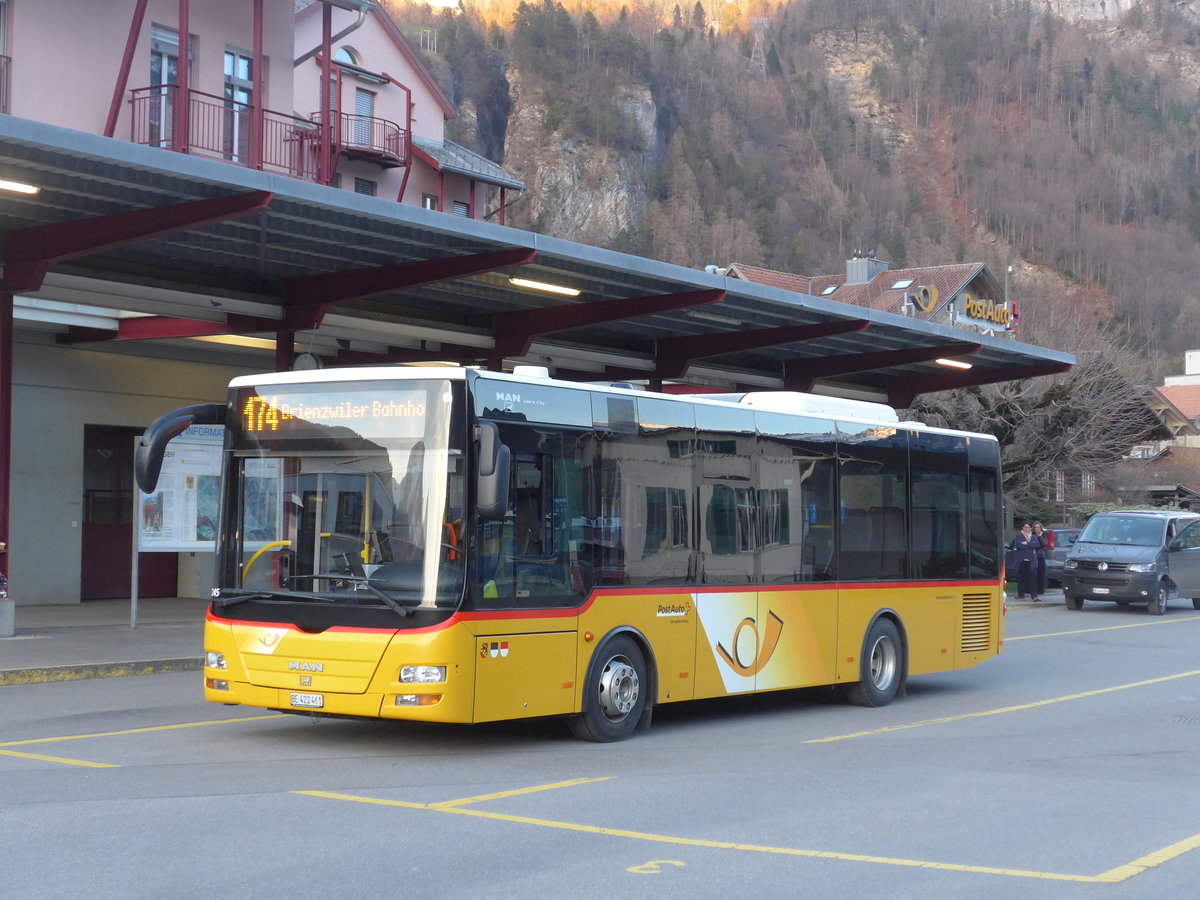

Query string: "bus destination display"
[[236, 388, 429, 437]]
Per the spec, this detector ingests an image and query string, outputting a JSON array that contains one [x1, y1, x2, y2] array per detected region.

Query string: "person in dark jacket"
[[1010, 522, 1041, 601], [1031, 521, 1051, 597]]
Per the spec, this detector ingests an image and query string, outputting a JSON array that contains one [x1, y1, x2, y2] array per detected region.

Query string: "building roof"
[[1156, 384, 1200, 420], [0, 116, 1076, 406], [412, 137, 525, 191], [296, 0, 458, 120], [729, 261, 990, 318]]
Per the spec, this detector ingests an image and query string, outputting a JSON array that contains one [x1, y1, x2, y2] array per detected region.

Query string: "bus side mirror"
[[135, 404, 226, 493], [477, 421, 510, 521]]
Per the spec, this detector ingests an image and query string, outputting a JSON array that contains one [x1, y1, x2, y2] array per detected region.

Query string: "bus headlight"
[[400, 665, 446, 684], [206, 651, 227, 670]]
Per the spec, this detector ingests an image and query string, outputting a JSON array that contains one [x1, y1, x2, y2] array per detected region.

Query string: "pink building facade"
[[0, 0, 519, 220]]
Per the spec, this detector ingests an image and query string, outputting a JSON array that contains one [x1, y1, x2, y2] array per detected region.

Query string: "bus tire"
[[568, 635, 647, 742], [843, 617, 903, 708]]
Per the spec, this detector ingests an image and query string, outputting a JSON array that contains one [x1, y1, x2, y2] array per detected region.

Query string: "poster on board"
[[137, 424, 225, 552]]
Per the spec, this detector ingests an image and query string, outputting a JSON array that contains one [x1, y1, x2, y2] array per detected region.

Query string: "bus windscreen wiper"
[[211, 588, 328, 609], [287, 574, 413, 617]]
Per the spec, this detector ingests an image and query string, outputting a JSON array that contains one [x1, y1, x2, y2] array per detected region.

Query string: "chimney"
[[846, 248, 888, 285]]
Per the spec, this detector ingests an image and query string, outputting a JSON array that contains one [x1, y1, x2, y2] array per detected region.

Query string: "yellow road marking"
[[0, 749, 118, 768], [804, 669, 1200, 744], [1008, 614, 1200, 640], [0, 714, 287, 769], [429, 777, 611, 808], [298, 786, 1186, 883], [0, 714, 285, 750]]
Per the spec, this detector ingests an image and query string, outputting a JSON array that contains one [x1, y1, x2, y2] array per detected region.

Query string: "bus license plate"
[[290, 692, 324, 709], [1092, 587, 1110, 595]]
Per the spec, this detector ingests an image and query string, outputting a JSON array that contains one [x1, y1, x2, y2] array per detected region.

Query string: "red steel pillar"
[[0, 289, 12, 636]]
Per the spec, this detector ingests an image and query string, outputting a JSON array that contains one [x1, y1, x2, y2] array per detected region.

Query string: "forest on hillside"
[[385, 0, 1200, 363]]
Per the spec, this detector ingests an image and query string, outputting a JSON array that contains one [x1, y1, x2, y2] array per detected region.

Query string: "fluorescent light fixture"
[[508, 277, 580, 297], [191, 334, 277, 350], [935, 357, 973, 369], [0, 178, 40, 195]]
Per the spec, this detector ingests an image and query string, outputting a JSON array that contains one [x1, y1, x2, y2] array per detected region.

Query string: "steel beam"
[[105, 0, 150, 137], [886, 360, 1074, 408], [280, 247, 536, 331], [783, 341, 982, 391], [2, 191, 273, 290], [653, 318, 870, 380], [56, 314, 271, 344], [493, 288, 725, 358]]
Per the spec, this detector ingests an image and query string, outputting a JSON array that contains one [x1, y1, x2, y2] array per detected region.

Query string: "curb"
[[0, 657, 203, 686]]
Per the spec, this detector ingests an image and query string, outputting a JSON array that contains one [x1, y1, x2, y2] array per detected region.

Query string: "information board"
[[136, 424, 224, 552]]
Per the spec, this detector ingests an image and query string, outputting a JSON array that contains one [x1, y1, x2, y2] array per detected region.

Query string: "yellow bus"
[[135, 366, 1005, 741]]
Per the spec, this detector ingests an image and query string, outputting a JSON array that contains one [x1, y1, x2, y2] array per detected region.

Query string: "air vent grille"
[[961, 594, 993, 653]]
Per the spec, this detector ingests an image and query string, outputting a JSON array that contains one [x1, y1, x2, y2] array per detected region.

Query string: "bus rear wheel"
[[843, 618, 903, 708], [568, 635, 647, 742]]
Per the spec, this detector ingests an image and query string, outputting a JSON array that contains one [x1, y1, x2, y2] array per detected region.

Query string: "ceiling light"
[[191, 334, 277, 350], [935, 358, 973, 369], [508, 277, 580, 297], [0, 178, 40, 195]]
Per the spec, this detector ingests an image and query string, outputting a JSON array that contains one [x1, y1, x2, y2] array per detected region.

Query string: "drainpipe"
[[175, 0, 190, 153]]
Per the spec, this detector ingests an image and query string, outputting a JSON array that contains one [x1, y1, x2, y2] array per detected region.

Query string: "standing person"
[[1031, 521, 1051, 599], [1010, 522, 1039, 601]]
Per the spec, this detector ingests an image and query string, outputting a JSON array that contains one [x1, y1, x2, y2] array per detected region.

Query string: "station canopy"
[[0, 117, 1074, 407]]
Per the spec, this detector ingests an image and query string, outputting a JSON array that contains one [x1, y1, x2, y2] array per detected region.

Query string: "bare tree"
[[907, 303, 1158, 515]]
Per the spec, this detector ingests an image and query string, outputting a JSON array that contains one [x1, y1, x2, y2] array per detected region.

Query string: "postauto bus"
[[135, 366, 1005, 741]]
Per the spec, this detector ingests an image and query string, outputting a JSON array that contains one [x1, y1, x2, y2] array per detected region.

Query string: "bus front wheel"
[[568, 635, 647, 742], [843, 618, 903, 708]]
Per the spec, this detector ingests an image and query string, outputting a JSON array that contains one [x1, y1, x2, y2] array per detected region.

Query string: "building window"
[[452, 200, 470, 217], [353, 87, 375, 146], [224, 48, 254, 163], [1054, 469, 1065, 503], [422, 194, 438, 211], [354, 178, 377, 196], [1082, 472, 1096, 497], [333, 47, 358, 65]]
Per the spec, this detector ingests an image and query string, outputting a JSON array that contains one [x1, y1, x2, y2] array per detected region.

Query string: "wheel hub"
[[597, 656, 639, 721], [869, 637, 897, 690]]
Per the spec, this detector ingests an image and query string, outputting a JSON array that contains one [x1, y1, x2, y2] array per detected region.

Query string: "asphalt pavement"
[[0, 589, 1062, 687]]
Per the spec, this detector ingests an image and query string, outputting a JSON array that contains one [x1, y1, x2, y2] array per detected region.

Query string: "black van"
[[1061, 510, 1200, 614]]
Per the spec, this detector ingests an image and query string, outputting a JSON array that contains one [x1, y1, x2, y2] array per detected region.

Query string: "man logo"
[[715, 611, 784, 677]]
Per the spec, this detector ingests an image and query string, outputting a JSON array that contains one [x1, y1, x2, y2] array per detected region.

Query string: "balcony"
[[314, 110, 409, 169], [129, 85, 325, 181]]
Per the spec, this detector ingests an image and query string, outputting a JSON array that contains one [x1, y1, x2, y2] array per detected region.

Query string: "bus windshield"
[[225, 379, 465, 610]]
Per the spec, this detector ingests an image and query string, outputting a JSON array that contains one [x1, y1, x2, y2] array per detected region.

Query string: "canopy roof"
[[0, 116, 1074, 406]]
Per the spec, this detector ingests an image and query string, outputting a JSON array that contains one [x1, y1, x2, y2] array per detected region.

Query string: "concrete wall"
[[11, 337, 259, 605]]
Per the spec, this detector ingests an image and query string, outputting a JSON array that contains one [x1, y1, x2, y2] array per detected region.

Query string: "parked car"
[[1045, 528, 1081, 587], [1061, 510, 1200, 614]]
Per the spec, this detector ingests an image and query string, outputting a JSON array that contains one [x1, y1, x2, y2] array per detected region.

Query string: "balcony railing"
[[130, 85, 324, 182], [0, 56, 10, 115], [314, 110, 408, 168]]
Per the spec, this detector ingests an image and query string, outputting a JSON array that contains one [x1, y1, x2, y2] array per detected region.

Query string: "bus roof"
[[229, 365, 991, 442]]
